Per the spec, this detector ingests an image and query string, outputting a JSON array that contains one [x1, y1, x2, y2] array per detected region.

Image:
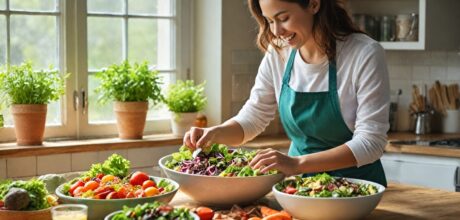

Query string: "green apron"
[[278, 49, 387, 186]]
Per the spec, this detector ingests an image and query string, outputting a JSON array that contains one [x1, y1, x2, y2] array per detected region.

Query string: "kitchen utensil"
[[159, 155, 284, 206], [414, 112, 431, 135], [55, 176, 179, 220], [442, 109, 460, 133], [272, 178, 385, 220]]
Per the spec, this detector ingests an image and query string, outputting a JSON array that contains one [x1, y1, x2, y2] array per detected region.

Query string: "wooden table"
[[170, 182, 460, 220]]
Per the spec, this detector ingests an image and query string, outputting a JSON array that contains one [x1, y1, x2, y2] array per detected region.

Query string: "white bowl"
[[159, 155, 284, 207], [104, 210, 200, 220], [273, 177, 385, 220], [55, 176, 179, 220]]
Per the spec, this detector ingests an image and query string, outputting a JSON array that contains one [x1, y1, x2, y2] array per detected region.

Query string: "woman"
[[184, 0, 389, 186]]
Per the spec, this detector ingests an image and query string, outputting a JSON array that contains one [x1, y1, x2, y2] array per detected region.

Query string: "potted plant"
[[94, 60, 163, 139], [164, 80, 207, 136], [0, 62, 67, 145]]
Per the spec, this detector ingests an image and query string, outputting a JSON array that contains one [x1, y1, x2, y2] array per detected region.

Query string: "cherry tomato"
[[106, 191, 119, 199], [196, 206, 214, 220], [117, 186, 129, 198], [101, 175, 116, 184], [142, 180, 156, 190], [84, 180, 99, 191], [73, 186, 86, 196], [125, 192, 135, 198], [284, 186, 297, 194], [129, 171, 150, 186], [69, 180, 85, 195], [144, 186, 159, 197], [96, 173, 104, 179]]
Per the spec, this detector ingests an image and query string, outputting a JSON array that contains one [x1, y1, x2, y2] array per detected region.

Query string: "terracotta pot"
[[11, 104, 47, 146], [0, 208, 52, 220], [171, 112, 198, 137], [114, 101, 148, 139]]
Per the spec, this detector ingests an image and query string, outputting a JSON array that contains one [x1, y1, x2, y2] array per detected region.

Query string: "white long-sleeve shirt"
[[232, 33, 390, 167]]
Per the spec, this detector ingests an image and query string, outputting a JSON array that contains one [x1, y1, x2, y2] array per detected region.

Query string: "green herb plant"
[[164, 80, 207, 113], [0, 62, 68, 106], [94, 60, 163, 105]]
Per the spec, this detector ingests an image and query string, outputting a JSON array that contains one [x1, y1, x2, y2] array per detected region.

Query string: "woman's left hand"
[[249, 148, 302, 177]]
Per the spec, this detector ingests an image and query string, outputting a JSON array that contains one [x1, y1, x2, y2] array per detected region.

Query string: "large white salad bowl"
[[273, 177, 385, 220], [159, 155, 284, 207]]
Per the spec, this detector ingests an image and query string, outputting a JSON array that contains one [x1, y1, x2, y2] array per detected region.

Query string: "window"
[[0, 0, 191, 141]]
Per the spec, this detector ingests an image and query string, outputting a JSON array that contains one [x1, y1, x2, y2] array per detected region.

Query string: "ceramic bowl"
[[159, 155, 284, 207], [55, 176, 179, 220], [273, 178, 385, 220]]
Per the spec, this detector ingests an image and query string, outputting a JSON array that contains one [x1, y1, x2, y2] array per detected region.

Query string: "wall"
[[386, 50, 460, 131]]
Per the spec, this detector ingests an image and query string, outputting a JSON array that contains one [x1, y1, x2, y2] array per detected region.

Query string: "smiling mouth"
[[281, 33, 295, 42]]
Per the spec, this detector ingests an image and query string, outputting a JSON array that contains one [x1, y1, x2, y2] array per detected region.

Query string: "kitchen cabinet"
[[347, 0, 460, 50], [381, 152, 460, 191]]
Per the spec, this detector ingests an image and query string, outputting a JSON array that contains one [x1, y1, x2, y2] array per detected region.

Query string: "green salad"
[[112, 201, 195, 220], [275, 173, 379, 198], [165, 144, 278, 177], [0, 179, 57, 210]]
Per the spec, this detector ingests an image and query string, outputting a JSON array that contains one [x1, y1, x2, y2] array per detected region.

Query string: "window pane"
[[128, 19, 172, 69], [0, 0, 5, 10], [128, 0, 173, 15], [10, 15, 58, 69], [88, 0, 123, 14], [0, 16, 5, 65], [10, 0, 57, 12], [147, 73, 174, 120], [88, 74, 116, 123], [87, 17, 122, 70]]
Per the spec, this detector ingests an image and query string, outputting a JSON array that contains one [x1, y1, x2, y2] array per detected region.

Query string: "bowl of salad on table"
[[104, 201, 199, 220], [159, 144, 284, 206], [0, 178, 59, 220], [55, 154, 179, 220], [273, 173, 385, 220]]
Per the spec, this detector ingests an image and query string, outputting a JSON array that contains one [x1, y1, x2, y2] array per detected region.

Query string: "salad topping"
[[276, 173, 379, 198], [111, 201, 195, 220], [165, 144, 278, 177]]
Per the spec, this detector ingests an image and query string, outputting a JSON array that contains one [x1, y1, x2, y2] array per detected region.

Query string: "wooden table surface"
[[170, 182, 460, 220]]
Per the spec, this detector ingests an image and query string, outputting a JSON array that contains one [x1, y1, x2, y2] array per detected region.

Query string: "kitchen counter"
[[170, 182, 460, 220], [386, 132, 460, 158]]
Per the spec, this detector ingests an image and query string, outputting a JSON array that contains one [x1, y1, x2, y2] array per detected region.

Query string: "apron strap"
[[282, 49, 297, 85], [328, 60, 337, 91]]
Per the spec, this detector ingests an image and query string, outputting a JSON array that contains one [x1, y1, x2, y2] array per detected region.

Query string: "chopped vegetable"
[[0, 179, 53, 210], [111, 201, 195, 220], [165, 144, 278, 177], [275, 173, 379, 198]]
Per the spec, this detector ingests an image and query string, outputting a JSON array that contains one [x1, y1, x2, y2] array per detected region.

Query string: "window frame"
[[0, 0, 192, 142]]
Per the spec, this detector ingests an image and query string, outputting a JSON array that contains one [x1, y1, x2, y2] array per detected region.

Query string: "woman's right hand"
[[183, 126, 219, 150]]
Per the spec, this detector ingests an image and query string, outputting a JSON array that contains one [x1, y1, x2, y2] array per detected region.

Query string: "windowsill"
[[0, 134, 291, 158]]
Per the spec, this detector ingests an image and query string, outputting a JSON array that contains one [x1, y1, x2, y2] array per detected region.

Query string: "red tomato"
[[84, 180, 99, 191], [94, 186, 112, 199], [125, 192, 135, 198], [129, 171, 150, 186], [144, 187, 159, 197], [142, 180, 156, 190], [96, 173, 104, 179], [73, 186, 85, 196], [69, 180, 85, 195], [117, 187, 129, 198], [106, 192, 119, 199], [284, 186, 297, 194], [196, 206, 214, 220]]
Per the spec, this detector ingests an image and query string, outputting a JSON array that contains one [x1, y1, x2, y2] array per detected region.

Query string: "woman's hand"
[[183, 126, 220, 150], [249, 148, 302, 177]]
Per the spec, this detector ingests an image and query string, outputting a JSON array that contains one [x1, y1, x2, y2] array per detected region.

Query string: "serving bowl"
[[104, 210, 200, 220], [55, 176, 179, 220], [273, 177, 385, 220], [159, 155, 284, 207]]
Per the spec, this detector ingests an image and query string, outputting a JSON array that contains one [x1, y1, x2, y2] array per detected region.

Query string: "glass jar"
[[380, 15, 395, 41]]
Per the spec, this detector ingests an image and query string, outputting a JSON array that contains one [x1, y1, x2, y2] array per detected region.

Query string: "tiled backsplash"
[[386, 51, 460, 131], [230, 49, 460, 133], [0, 146, 178, 180]]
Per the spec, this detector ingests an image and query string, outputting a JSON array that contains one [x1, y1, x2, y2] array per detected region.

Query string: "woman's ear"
[[309, 0, 321, 14]]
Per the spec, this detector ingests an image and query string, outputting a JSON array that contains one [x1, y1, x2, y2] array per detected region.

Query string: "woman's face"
[[259, 0, 319, 49]]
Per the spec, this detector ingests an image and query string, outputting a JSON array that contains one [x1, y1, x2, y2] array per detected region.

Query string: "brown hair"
[[247, 0, 363, 60]]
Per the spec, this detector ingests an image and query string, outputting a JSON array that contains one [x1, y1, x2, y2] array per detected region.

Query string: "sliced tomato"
[[125, 192, 135, 198], [196, 206, 214, 220], [106, 191, 119, 199], [69, 180, 85, 195], [284, 186, 297, 194]]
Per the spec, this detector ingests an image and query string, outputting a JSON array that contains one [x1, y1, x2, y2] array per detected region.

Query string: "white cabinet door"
[[399, 161, 457, 191]]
